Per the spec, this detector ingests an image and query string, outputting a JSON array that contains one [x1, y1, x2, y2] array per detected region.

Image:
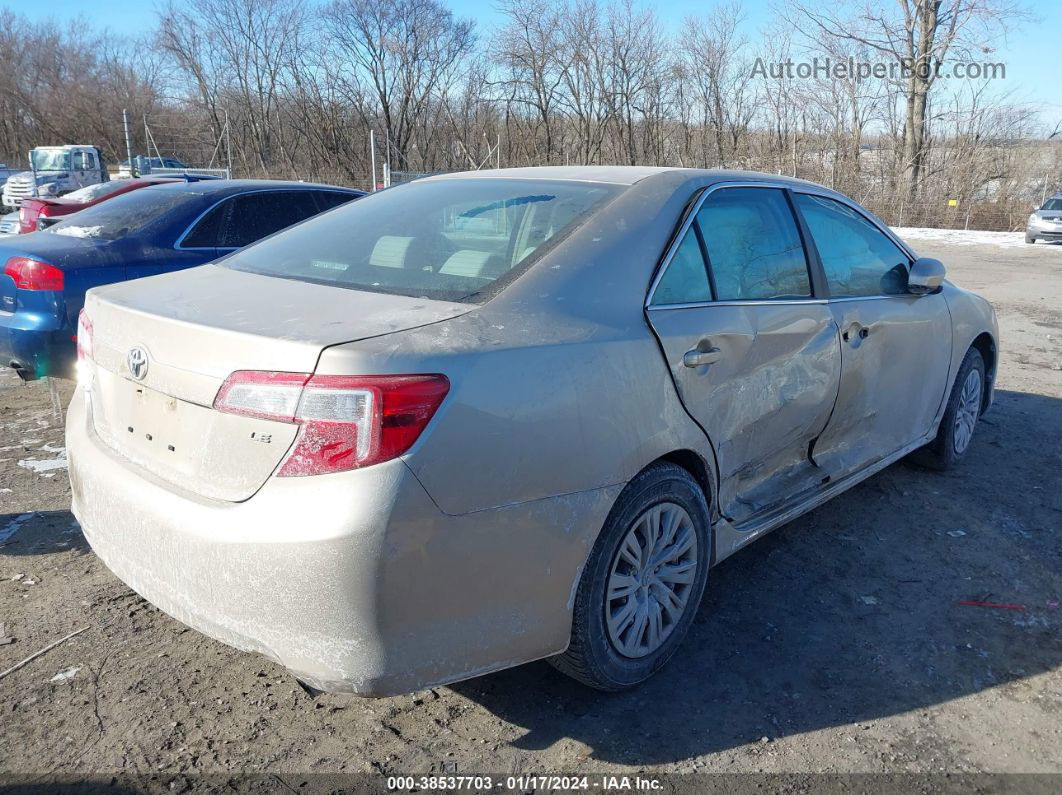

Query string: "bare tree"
[[786, 0, 1026, 199], [325, 0, 475, 171], [678, 2, 755, 168]]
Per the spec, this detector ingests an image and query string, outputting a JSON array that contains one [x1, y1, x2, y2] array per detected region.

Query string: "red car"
[[17, 177, 187, 234]]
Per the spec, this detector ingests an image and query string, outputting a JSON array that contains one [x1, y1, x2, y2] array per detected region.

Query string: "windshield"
[[63, 181, 129, 203], [31, 150, 71, 172], [223, 178, 620, 302], [45, 188, 197, 241], [1041, 198, 1062, 211]]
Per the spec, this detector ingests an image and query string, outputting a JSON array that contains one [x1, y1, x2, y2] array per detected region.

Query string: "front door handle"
[[683, 347, 722, 368]]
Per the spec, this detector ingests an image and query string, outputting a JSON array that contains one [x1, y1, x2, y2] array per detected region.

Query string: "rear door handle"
[[683, 347, 722, 368], [841, 322, 876, 342]]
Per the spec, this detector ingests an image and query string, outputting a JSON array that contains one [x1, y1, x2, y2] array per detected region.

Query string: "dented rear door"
[[646, 186, 841, 524]]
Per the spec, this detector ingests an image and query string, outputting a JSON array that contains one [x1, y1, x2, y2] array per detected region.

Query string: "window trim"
[[646, 180, 919, 310], [174, 188, 352, 252]]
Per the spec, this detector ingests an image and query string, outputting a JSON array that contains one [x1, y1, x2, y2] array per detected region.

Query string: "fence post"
[[898, 200, 905, 228], [964, 207, 971, 230]]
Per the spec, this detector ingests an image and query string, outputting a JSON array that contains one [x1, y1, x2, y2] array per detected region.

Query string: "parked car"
[[68, 167, 998, 696], [17, 175, 217, 234], [1026, 194, 1062, 243], [0, 211, 19, 237], [1, 180, 361, 380], [2, 145, 109, 210], [117, 156, 190, 178]]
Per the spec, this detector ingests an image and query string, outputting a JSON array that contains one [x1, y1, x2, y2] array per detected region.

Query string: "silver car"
[[67, 167, 998, 695], [1026, 194, 1062, 243]]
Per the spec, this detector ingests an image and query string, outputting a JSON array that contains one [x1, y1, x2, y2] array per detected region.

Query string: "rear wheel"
[[549, 463, 711, 691], [909, 348, 985, 470]]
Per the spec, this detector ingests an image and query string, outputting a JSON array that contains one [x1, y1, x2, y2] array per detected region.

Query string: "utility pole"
[[370, 130, 377, 192], [225, 109, 232, 178], [122, 109, 134, 177]]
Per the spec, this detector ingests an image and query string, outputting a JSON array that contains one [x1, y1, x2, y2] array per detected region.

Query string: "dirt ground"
[[0, 233, 1059, 789]]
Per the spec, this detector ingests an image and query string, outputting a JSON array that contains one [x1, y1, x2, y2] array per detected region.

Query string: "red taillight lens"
[[213, 371, 450, 476], [3, 257, 64, 291], [76, 309, 93, 363]]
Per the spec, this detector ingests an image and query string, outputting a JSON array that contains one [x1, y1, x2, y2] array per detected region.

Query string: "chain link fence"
[[864, 198, 1038, 232]]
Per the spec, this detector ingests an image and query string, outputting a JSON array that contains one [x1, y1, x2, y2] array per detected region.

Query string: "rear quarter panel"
[[316, 171, 720, 517]]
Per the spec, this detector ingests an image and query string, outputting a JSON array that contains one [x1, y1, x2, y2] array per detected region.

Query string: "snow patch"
[[52, 225, 104, 239], [50, 666, 81, 682], [892, 226, 1062, 250], [18, 452, 68, 473]]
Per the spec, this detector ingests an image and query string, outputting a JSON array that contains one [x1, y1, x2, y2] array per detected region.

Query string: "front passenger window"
[[795, 194, 909, 297]]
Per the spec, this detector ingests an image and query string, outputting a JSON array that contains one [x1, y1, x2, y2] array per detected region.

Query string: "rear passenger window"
[[218, 191, 322, 249], [696, 188, 810, 300], [315, 191, 356, 211], [650, 230, 711, 306], [795, 194, 909, 297], [181, 203, 226, 248]]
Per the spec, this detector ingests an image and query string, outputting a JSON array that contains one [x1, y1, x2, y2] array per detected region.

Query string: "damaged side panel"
[[812, 293, 952, 479], [646, 302, 841, 524]]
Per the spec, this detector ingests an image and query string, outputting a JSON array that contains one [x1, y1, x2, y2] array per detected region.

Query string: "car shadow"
[[0, 510, 88, 556], [450, 388, 1062, 763]]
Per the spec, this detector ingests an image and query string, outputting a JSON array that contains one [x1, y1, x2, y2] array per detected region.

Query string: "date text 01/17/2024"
[[385, 775, 663, 791]]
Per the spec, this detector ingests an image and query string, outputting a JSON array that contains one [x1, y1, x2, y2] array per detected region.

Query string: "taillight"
[[213, 371, 450, 476], [3, 257, 64, 291], [76, 309, 93, 363]]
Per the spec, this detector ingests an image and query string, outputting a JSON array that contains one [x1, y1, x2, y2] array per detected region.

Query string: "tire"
[[549, 462, 711, 691], [1026, 233, 1036, 244], [909, 347, 985, 471]]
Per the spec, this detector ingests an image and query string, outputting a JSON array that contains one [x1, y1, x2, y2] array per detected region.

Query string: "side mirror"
[[908, 257, 946, 295]]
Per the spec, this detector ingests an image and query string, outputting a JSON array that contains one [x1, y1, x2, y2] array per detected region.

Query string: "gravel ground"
[[0, 233, 1059, 789]]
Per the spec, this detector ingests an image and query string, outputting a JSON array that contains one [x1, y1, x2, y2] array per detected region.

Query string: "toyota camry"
[[67, 167, 998, 695]]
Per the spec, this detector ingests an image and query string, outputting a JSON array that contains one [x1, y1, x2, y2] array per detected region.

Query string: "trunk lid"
[[85, 264, 472, 501]]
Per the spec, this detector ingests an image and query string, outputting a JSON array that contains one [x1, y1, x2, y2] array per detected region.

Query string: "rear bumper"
[[0, 315, 74, 379], [67, 385, 618, 695]]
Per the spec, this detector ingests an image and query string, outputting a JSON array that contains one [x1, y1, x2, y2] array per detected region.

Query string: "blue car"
[[0, 180, 363, 380]]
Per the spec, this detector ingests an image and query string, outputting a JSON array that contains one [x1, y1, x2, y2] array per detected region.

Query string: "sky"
[[16, 0, 1062, 131]]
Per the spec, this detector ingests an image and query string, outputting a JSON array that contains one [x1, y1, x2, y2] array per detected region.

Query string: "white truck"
[[1, 145, 109, 210]]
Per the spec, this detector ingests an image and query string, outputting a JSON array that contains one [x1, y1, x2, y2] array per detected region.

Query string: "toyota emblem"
[[127, 347, 149, 381]]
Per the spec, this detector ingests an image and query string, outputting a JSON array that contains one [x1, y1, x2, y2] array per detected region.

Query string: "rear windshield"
[[62, 181, 130, 203], [44, 188, 196, 241], [222, 178, 620, 302]]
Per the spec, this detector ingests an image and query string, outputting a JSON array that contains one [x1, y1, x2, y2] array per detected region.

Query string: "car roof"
[[420, 165, 831, 190], [142, 179, 362, 197]]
